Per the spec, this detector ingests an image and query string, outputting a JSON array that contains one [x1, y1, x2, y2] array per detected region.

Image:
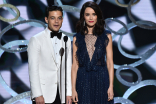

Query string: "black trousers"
[[32, 87, 61, 104]]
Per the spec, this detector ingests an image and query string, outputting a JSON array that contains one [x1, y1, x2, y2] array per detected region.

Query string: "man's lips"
[[54, 25, 59, 27], [89, 21, 94, 23]]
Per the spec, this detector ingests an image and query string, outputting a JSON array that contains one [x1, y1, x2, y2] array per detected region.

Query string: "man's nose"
[[55, 18, 59, 22]]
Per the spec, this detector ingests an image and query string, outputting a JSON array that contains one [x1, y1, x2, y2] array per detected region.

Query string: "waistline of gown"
[[79, 63, 107, 72]]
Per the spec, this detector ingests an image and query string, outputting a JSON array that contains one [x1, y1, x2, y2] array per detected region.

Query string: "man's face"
[[45, 10, 63, 32]]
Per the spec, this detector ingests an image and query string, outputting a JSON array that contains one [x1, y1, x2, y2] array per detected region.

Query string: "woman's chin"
[[86, 24, 95, 28]]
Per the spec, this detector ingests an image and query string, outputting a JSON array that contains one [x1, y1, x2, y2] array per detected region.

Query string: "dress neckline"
[[84, 34, 99, 63]]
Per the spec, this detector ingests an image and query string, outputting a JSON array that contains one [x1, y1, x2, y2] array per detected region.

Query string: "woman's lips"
[[89, 21, 94, 23]]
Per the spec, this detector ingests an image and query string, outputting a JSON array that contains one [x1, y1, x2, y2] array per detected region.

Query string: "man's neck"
[[48, 27, 59, 33]]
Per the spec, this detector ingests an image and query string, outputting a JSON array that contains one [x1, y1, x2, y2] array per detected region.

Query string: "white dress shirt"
[[47, 28, 63, 86], [47, 28, 61, 69]]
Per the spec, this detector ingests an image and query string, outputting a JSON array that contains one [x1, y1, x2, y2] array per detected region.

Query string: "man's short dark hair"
[[45, 5, 63, 17]]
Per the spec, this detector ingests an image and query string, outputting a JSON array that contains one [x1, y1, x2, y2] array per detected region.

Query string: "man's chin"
[[52, 26, 61, 31], [53, 29, 60, 31]]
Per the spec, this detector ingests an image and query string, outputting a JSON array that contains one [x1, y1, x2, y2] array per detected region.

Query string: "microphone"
[[59, 47, 64, 103], [63, 36, 68, 42], [63, 36, 68, 104]]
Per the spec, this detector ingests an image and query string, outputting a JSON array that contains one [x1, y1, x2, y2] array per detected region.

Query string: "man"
[[27, 6, 72, 104]]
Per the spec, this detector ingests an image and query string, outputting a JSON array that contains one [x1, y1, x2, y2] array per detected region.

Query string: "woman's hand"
[[72, 89, 78, 104], [107, 86, 114, 101]]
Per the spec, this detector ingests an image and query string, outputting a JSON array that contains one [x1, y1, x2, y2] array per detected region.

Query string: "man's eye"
[[51, 18, 54, 19], [58, 17, 62, 20]]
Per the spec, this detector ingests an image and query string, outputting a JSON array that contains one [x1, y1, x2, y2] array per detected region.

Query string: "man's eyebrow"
[[50, 16, 55, 18], [49, 16, 62, 18]]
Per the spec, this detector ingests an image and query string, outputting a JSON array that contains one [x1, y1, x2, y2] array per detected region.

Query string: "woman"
[[72, 1, 114, 104]]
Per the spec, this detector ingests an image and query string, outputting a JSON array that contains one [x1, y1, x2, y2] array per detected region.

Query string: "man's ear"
[[45, 17, 48, 24]]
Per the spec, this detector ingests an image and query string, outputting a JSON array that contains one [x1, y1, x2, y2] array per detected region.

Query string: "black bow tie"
[[51, 32, 62, 40]]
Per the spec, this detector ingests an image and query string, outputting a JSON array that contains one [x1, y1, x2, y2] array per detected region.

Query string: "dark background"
[[0, 0, 156, 104]]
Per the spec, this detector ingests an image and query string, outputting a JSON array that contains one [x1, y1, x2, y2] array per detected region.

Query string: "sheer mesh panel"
[[85, 34, 97, 61]]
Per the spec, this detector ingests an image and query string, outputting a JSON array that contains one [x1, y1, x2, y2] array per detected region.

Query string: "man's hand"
[[66, 96, 72, 104], [35, 96, 45, 104]]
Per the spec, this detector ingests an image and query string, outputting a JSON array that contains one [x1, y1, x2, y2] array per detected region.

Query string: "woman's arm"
[[71, 36, 79, 90], [106, 34, 114, 101], [106, 34, 114, 88], [71, 36, 79, 103]]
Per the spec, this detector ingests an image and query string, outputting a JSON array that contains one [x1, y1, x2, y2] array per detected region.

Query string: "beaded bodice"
[[74, 30, 111, 71], [85, 34, 97, 61]]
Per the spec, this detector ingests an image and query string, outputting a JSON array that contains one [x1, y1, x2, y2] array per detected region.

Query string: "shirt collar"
[[46, 27, 61, 37]]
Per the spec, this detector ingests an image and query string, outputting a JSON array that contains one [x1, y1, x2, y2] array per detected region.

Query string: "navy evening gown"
[[73, 30, 114, 104]]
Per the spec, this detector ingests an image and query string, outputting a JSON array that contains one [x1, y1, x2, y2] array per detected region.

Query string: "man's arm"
[[27, 37, 42, 98], [66, 37, 72, 96], [66, 37, 72, 104]]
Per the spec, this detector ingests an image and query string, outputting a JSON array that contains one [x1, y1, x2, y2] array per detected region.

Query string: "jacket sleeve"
[[27, 37, 42, 98], [66, 37, 72, 96]]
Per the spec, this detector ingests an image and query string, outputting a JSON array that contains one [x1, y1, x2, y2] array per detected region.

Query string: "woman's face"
[[84, 7, 97, 27]]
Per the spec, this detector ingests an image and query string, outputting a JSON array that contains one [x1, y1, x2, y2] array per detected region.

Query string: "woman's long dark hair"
[[76, 1, 105, 36]]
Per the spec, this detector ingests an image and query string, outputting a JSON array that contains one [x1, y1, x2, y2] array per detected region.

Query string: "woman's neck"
[[87, 25, 94, 34]]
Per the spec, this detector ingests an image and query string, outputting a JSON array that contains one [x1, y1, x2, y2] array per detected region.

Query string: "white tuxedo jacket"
[[27, 28, 72, 103]]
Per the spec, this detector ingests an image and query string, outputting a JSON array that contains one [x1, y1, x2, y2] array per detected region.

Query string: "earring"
[[84, 21, 85, 26]]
